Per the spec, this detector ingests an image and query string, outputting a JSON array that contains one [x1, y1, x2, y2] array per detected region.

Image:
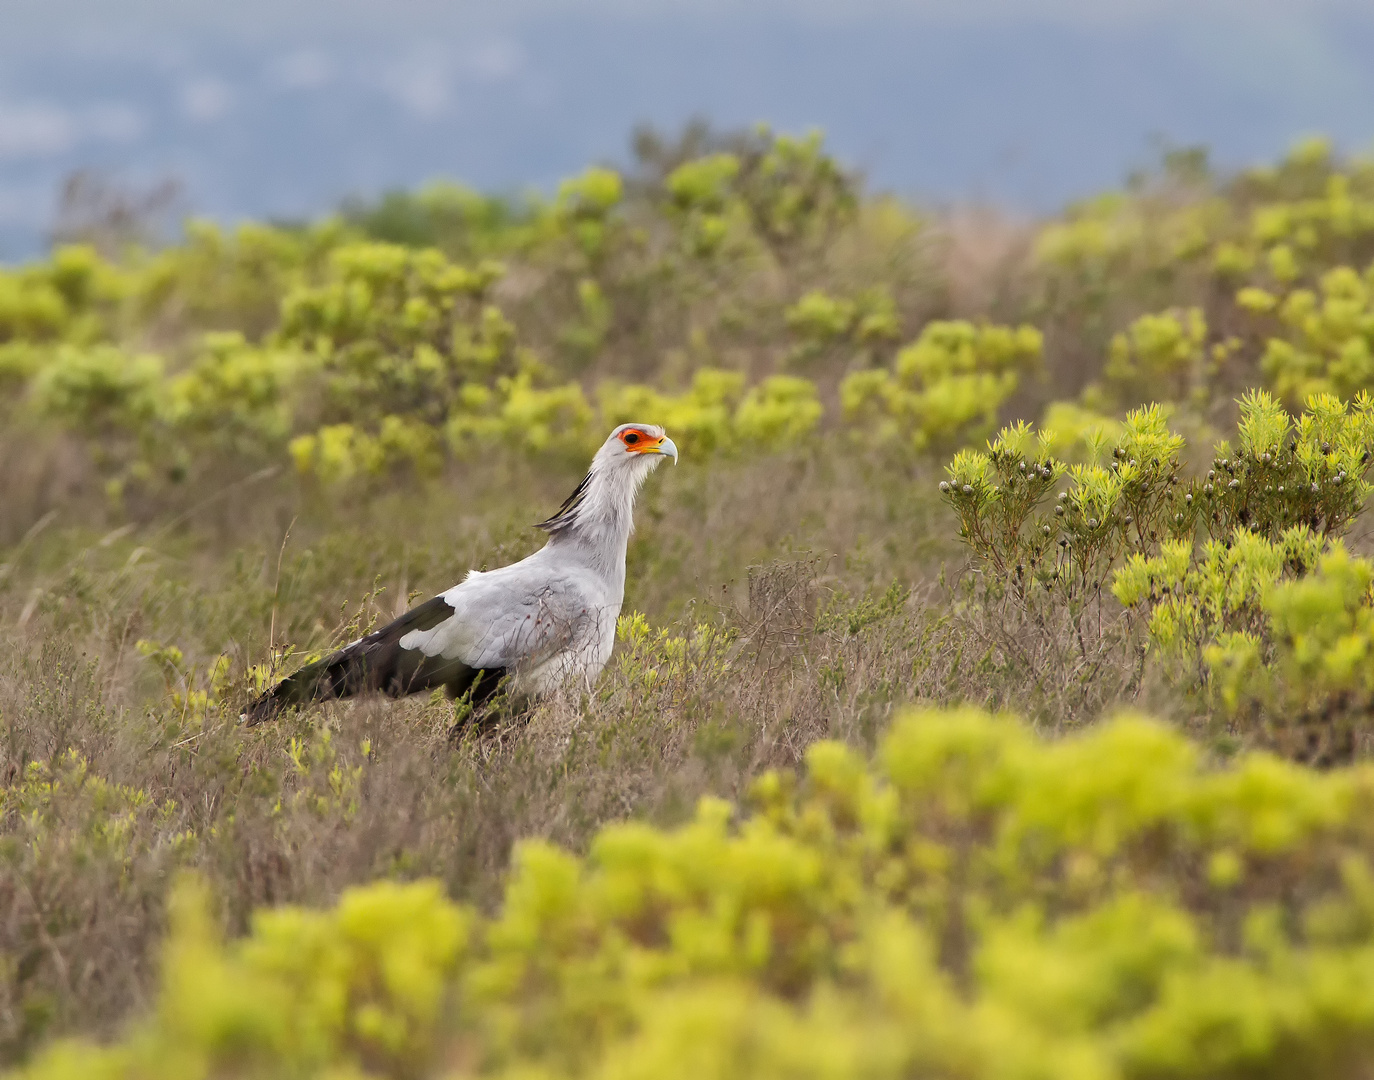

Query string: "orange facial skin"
[[619, 428, 663, 452]]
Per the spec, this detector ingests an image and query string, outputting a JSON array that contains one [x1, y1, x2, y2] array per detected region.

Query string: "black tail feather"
[[244, 594, 504, 724]]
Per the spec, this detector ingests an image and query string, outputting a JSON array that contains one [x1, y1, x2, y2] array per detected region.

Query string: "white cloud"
[[271, 49, 333, 89], [180, 77, 235, 121], [0, 98, 146, 162], [0, 101, 77, 159], [381, 52, 454, 118]]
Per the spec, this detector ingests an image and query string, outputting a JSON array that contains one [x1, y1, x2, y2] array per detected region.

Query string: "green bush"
[[18, 706, 1374, 1080], [1201, 543, 1374, 763], [167, 332, 307, 458], [137, 219, 342, 339], [842, 320, 1043, 453], [14, 129, 1374, 1076], [1248, 262, 1374, 404], [1103, 307, 1215, 410], [344, 182, 537, 260], [948, 391, 1374, 600], [665, 153, 742, 257], [32, 345, 164, 439]]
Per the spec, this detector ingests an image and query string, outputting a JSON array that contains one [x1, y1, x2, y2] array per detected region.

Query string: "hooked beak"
[[652, 436, 679, 464]]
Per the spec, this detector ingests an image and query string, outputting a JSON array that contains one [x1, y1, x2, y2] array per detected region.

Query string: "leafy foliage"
[[11, 128, 1374, 1074], [19, 707, 1374, 1080], [842, 320, 1042, 452], [1250, 263, 1374, 404], [945, 389, 1374, 761]]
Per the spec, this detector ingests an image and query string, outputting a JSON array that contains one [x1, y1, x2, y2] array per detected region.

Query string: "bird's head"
[[595, 423, 678, 472], [536, 423, 677, 536]]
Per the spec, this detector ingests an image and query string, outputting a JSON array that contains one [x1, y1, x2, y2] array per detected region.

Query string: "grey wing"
[[397, 566, 607, 674]]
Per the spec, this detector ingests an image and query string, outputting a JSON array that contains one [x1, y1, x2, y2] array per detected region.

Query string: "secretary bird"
[[244, 423, 677, 724]]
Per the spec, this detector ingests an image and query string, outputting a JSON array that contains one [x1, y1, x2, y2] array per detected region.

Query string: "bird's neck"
[[541, 465, 645, 588]]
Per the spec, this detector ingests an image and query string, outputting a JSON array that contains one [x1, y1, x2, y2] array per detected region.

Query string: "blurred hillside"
[[2, 0, 1374, 258], [5, 109, 1374, 1075]]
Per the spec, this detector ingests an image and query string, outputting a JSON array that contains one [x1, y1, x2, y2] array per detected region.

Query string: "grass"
[[1, 439, 1026, 1057], [5, 129, 1374, 1070]]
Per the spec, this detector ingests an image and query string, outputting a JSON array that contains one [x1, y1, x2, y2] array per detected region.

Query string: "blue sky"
[[1, 0, 1372, 258]]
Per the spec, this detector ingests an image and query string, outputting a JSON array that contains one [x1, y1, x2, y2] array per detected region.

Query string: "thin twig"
[[269, 516, 298, 662]]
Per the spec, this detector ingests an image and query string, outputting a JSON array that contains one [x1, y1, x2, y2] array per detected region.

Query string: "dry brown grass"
[[0, 436, 1172, 1060]]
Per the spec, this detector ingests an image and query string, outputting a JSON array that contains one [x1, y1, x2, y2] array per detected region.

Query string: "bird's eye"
[[623, 431, 640, 445]]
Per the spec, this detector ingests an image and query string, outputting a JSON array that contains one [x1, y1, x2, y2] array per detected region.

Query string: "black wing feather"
[[244, 595, 505, 724]]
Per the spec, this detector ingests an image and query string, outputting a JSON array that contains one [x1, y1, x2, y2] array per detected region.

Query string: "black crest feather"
[[535, 470, 593, 533]]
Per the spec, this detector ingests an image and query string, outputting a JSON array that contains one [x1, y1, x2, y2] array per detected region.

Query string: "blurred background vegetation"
[[5, 101, 1374, 1079]]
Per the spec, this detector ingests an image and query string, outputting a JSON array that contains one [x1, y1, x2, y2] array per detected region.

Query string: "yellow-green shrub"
[[1113, 525, 1325, 656], [1035, 138, 1374, 303], [599, 368, 744, 453], [599, 369, 819, 453], [275, 240, 580, 478], [289, 416, 442, 484], [1104, 307, 1211, 406], [785, 287, 900, 367], [277, 242, 510, 402], [1038, 401, 1124, 462], [167, 332, 308, 456], [737, 129, 857, 252], [0, 245, 130, 347], [550, 166, 624, 262], [0, 270, 70, 344], [942, 404, 1182, 594], [665, 154, 743, 257], [949, 392, 1374, 607], [444, 373, 594, 457], [0, 343, 48, 399], [31, 345, 163, 437], [734, 375, 822, 445], [1249, 262, 1374, 403], [137, 219, 342, 337], [1238, 143, 1374, 280], [785, 288, 856, 343], [20, 706, 1374, 1080], [1202, 543, 1374, 761], [842, 319, 1042, 452]]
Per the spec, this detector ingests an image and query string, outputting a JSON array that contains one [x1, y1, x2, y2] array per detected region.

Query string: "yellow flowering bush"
[[1103, 307, 1212, 407], [1247, 262, 1374, 404], [1037, 401, 1124, 461], [842, 319, 1042, 452], [1201, 543, 1374, 762], [665, 153, 744, 257], [167, 332, 308, 456], [599, 369, 820, 454], [0, 244, 130, 347], [737, 129, 857, 252], [31, 345, 164, 437], [18, 706, 1374, 1080], [945, 390, 1374, 760], [598, 368, 745, 453], [136, 218, 342, 337]]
